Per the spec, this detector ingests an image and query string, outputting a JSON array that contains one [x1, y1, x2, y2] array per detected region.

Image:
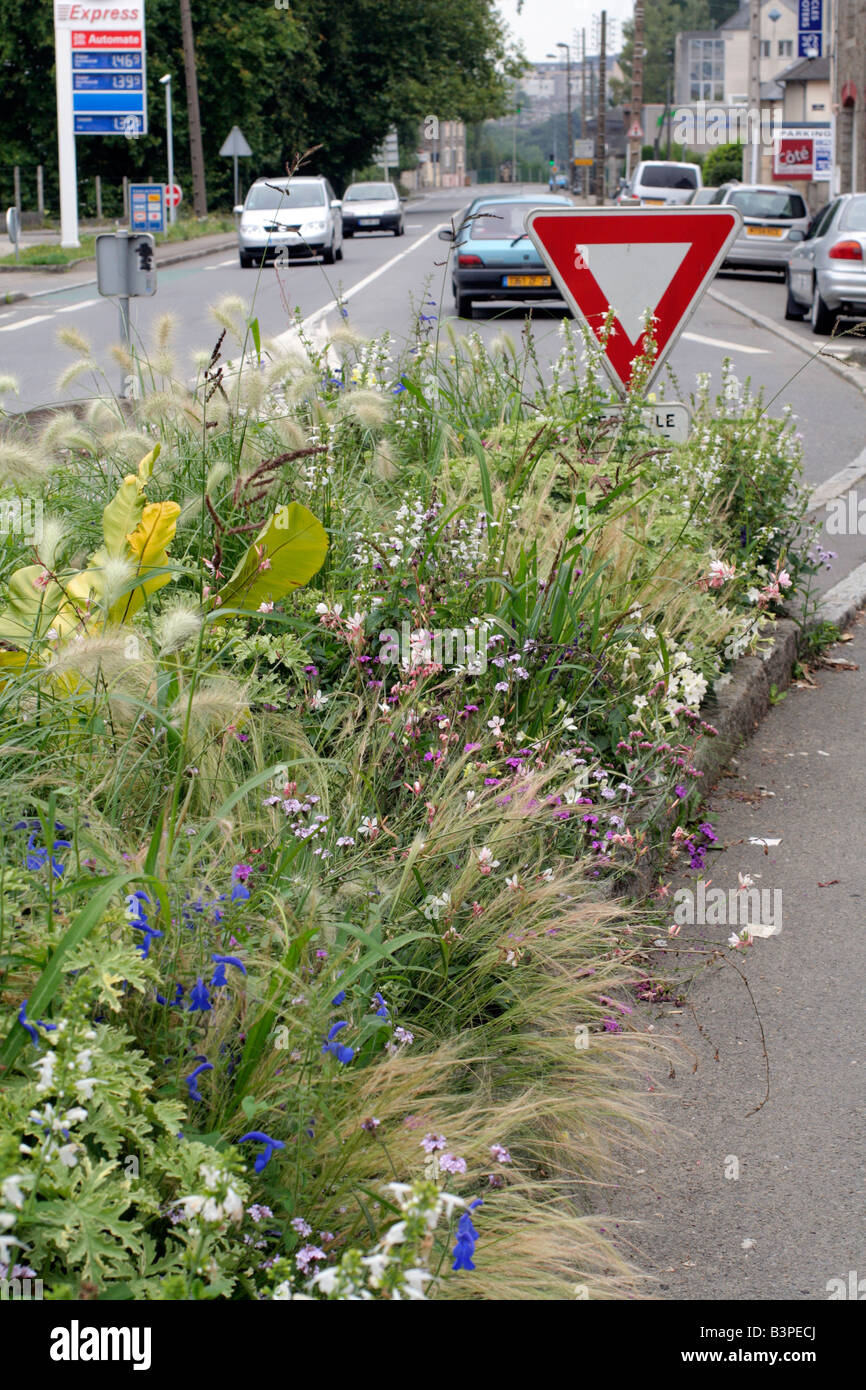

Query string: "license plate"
[[643, 199, 665, 206], [504, 274, 551, 287], [747, 226, 784, 237], [359, 218, 378, 225]]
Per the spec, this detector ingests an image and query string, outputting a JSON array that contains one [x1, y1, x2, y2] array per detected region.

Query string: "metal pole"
[[165, 77, 176, 225], [629, 2, 645, 180], [123, 175, 129, 221], [748, 0, 761, 182], [582, 30, 588, 197], [95, 175, 102, 221], [119, 296, 131, 395], [13, 166, 21, 216], [234, 152, 239, 208], [37, 165, 44, 220]]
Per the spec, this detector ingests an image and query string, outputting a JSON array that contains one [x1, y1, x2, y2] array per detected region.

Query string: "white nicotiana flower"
[[1, 1176, 25, 1210], [58, 1143, 79, 1168]]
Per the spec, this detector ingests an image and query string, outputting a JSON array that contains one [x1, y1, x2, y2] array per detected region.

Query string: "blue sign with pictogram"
[[798, 0, 822, 58], [129, 183, 166, 234]]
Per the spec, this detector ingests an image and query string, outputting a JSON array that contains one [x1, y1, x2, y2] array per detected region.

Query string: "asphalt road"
[[2, 187, 865, 592]]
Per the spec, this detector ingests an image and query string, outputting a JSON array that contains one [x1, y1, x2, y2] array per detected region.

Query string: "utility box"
[[96, 231, 157, 298]]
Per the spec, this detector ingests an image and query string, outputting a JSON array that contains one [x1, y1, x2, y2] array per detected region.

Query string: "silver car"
[[710, 183, 810, 274], [235, 176, 343, 267], [341, 181, 404, 236], [786, 193, 866, 335]]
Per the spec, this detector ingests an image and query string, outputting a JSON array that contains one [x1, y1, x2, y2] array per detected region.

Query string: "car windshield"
[[840, 197, 866, 232], [467, 202, 565, 240], [728, 190, 806, 220], [245, 182, 325, 210], [344, 184, 394, 201], [639, 165, 698, 189]]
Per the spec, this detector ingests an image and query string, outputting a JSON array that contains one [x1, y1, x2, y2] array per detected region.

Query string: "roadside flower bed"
[[0, 304, 815, 1299]]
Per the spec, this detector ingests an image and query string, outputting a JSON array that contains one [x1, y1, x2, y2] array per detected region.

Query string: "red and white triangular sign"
[[525, 206, 742, 395]]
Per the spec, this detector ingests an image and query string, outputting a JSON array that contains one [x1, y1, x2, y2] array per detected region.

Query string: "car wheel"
[[455, 291, 473, 319], [784, 272, 807, 321], [395, 220, 404, 236], [335, 241, 343, 261], [343, 228, 354, 237], [322, 240, 336, 265], [239, 252, 254, 268], [810, 279, 835, 335]]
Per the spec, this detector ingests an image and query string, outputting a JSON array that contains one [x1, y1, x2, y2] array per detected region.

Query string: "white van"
[[626, 160, 702, 206]]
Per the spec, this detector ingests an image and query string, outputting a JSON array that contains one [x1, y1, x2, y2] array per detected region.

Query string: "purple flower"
[[675, 785, 688, 800], [239, 1130, 286, 1174], [322, 1021, 354, 1065], [186, 1061, 213, 1103], [439, 1152, 467, 1175], [211, 953, 247, 987], [188, 977, 212, 1013], [420, 1132, 447, 1154], [452, 1199, 482, 1272], [17, 999, 57, 1049]]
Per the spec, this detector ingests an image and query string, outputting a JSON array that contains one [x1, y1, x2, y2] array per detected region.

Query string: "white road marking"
[[55, 298, 100, 312], [407, 223, 423, 228], [681, 330, 769, 355], [287, 221, 447, 336], [0, 314, 54, 332], [205, 258, 237, 268]]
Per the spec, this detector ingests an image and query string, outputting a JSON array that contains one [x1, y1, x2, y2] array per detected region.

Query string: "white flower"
[[505, 874, 521, 891], [32, 1051, 57, 1093], [74, 1078, 99, 1101], [358, 816, 378, 838], [381, 1220, 407, 1248], [272, 1280, 294, 1300], [487, 716, 505, 736], [63, 1107, 88, 1126], [361, 1253, 390, 1284], [476, 846, 500, 874], [258, 601, 274, 613], [58, 1143, 79, 1168], [0, 1177, 25, 1210], [310, 689, 329, 710]]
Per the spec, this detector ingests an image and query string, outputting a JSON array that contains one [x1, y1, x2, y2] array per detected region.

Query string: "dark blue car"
[[438, 193, 574, 318]]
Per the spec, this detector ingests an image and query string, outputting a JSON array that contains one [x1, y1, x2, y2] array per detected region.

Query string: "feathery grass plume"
[[110, 343, 133, 370], [57, 323, 91, 356], [205, 459, 232, 494], [329, 322, 368, 358], [372, 438, 397, 481], [336, 387, 390, 431], [46, 628, 147, 686], [265, 347, 313, 389], [154, 600, 203, 655], [55, 360, 96, 392], [235, 369, 268, 414], [150, 351, 175, 379], [169, 675, 248, 740], [210, 295, 248, 343], [135, 388, 202, 428], [0, 374, 19, 397], [0, 442, 49, 485], [155, 311, 180, 352], [101, 429, 161, 465], [98, 555, 138, 612], [84, 396, 125, 435], [34, 517, 67, 570], [38, 410, 86, 456], [271, 414, 308, 451], [192, 346, 217, 374]]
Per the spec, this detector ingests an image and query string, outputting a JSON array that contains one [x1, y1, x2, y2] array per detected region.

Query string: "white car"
[[235, 176, 343, 267], [341, 182, 404, 236], [624, 160, 702, 206]]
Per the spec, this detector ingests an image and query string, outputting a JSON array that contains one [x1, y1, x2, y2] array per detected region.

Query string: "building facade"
[[835, 0, 866, 193]]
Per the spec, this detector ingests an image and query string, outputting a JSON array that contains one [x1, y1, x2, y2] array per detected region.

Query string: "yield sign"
[[525, 206, 742, 394]]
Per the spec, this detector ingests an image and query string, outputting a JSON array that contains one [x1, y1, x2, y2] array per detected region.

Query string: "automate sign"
[[55, 1, 147, 136], [525, 207, 741, 395], [129, 183, 165, 233]]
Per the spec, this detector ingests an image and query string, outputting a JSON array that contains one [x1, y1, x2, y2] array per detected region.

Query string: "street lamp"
[[554, 44, 574, 191], [159, 74, 175, 226]]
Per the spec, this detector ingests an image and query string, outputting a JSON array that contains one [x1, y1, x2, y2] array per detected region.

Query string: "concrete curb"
[[0, 236, 237, 303], [708, 285, 866, 399]]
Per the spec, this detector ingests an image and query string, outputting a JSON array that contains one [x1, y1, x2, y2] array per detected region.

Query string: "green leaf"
[[213, 502, 328, 614], [249, 316, 262, 358], [0, 565, 63, 646], [102, 475, 146, 559], [240, 1095, 261, 1121]]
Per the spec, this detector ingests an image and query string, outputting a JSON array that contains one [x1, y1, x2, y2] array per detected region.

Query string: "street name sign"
[[596, 401, 692, 443], [525, 206, 741, 395]]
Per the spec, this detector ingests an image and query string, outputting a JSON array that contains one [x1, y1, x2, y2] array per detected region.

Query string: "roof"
[[721, 0, 796, 31], [776, 55, 831, 84]]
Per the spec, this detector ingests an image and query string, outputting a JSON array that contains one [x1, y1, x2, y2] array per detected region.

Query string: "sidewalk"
[[0, 230, 237, 302], [608, 611, 866, 1300]]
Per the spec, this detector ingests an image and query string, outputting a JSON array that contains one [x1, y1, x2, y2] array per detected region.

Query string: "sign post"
[[220, 126, 253, 209], [96, 230, 157, 396], [6, 207, 21, 264], [525, 206, 741, 399], [54, 1, 149, 248]]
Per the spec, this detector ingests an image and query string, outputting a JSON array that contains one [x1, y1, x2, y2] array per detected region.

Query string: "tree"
[[703, 140, 743, 185]]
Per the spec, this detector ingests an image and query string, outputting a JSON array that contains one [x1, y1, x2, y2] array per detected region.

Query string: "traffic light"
[[549, 153, 555, 167]]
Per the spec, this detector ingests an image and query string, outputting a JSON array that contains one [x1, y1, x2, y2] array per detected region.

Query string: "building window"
[[778, 39, 793, 57], [687, 36, 725, 103], [760, 39, 770, 58]]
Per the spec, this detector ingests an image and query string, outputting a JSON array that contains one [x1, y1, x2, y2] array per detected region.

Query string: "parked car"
[[622, 160, 702, 206], [235, 176, 343, 267], [709, 183, 810, 274], [785, 192, 866, 334], [688, 187, 720, 205], [341, 181, 404, 236], [439, 193, 573, 319]]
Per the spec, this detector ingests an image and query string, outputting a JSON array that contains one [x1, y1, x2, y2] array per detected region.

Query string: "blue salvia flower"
[[230, 866, 251, 905], [136, 926, 164, 960], [17, 999, 58, 1049], [322, 1020, 354, 1065], [156, 984, 184, 1007], [25, 832, 71, 879], [372, 991, 388, 1019], [210, 953, 247, 988], [238, 1130, 286, 1174], [186, 1060, 213, 1102], [188, 978, 212, 1012], [452, 1199, 483, 1272], [331, 990, 346, 1007]]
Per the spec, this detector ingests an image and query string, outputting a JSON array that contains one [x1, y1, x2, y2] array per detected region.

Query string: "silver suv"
[[235, 176, 344, 267], [710, 183, 810, 274]]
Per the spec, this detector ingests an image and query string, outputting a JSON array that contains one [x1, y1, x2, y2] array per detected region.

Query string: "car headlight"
[[302, 221, 327, 235]]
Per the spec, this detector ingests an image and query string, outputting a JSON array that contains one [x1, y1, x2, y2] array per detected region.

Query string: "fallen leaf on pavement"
[[818, 879, 839, 887]]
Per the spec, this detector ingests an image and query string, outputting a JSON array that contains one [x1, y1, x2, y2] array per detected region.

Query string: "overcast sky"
[[497, 0, 633, 61]]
